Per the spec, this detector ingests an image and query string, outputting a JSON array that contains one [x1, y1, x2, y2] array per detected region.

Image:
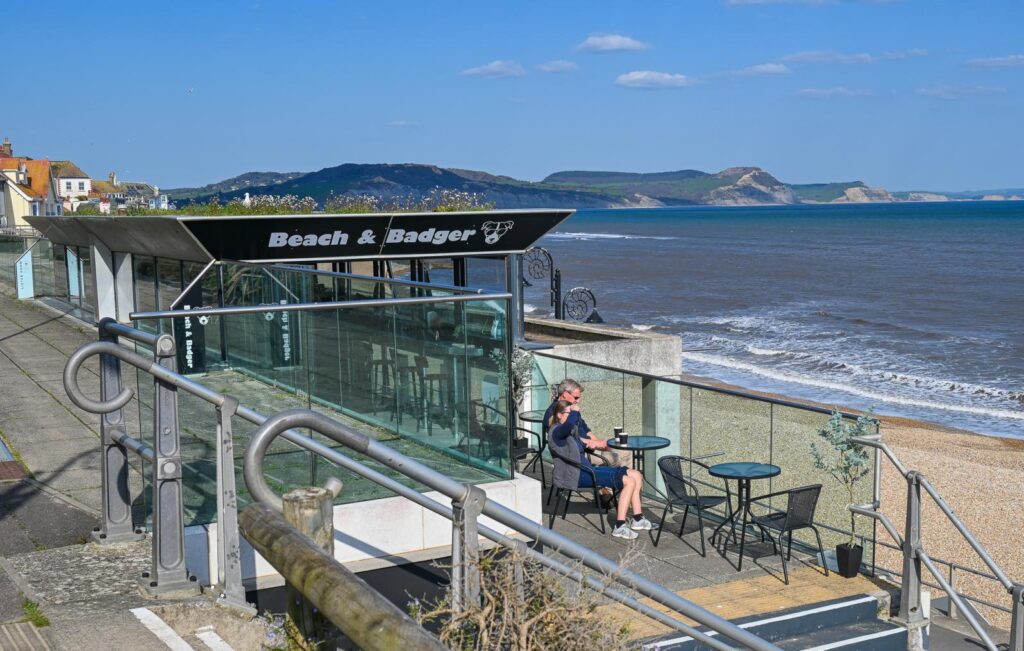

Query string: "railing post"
[[141, 334, 197, 597], [899, 471, 928, 650], [948, 565, 958, 619], [215, 395, 255, 614], [1010, 583, 1023, 651], [553, 269, 563, 320], [93, 324, 145, 544], [451, 485, 486, 612]]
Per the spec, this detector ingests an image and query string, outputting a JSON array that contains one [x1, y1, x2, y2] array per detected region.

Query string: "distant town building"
[[52, 160, 93, 213], [0, 141, 62, 228]]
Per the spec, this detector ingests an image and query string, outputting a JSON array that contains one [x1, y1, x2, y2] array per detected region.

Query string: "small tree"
[[489, 347, 534, 408], [810, 410, 875, 547]]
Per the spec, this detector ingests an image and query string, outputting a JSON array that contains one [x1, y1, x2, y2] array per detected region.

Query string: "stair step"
[[645, 595, 891, 651], [0, 622, 52, 651], [775, 619, 906, 651]]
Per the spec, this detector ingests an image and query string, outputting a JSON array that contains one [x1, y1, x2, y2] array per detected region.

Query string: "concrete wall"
[[525, 316, 682, 378], [187, 473, 543, 589]]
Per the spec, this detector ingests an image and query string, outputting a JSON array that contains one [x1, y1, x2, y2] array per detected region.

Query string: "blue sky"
[[7, 1, 1023, 190]]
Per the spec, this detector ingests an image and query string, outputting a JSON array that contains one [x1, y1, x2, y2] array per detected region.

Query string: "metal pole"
[[141, 334, 197, 597], [948, 565, 958, 620], [92, 325, 144, 544], [899, 471, 927, 650], [1010, 583, 1023, 651], [506, 253, 524, 341], [451, 485, 485, 612], [553, 269, 562, 320], [215, 395, 254, 614]]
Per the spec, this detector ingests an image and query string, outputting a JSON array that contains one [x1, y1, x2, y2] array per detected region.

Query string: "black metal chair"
[[513, 426, 546, 487], [749, 484, 829, 584], [654, 455, 731, 555], [546, 432, 619, 534]]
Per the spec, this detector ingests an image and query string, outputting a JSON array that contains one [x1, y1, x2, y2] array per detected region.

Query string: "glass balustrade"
[[531, 352, 879, 566], [131, 262, 514, 526]]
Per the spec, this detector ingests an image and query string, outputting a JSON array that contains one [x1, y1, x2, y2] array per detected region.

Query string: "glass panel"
[[133, 256, 158, 313], [80, 246, 96, 317], [137, 262, 513, 524], [157, 258, 182, 310], [772, 405, 877, 566], [53, 244, 68, 301], [466, 256, 506, 292]]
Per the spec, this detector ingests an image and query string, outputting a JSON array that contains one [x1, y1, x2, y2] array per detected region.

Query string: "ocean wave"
[[523, 303, 539, 314], [631, 324, 656, 331], [683, 352, 1024, 421], [545, 231, 679, 241]]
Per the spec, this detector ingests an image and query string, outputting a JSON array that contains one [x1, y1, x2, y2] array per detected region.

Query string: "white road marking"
[[195, 626, 235, 651], [129, 607, 193, 651]]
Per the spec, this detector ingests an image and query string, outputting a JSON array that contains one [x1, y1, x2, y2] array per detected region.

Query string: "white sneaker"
[[612, 523, 638, 540], [630, 516, 659, 531]]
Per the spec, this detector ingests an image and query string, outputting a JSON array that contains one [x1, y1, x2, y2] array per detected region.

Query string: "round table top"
[[708, 462, 781, 480], [518, 409, 547, 423], [606, 435, 671, 451]]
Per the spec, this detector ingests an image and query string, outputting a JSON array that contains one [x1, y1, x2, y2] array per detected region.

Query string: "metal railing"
[[850, 436, 1023, 651], [64, 318, 784, 650]]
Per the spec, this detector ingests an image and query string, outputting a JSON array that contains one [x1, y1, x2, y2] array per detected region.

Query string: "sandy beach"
[[678, 371, 1023, 628]]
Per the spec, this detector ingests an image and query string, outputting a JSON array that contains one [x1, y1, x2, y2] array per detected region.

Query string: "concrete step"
[[644, 594, 902, 651], [0, 622, 52, 651]]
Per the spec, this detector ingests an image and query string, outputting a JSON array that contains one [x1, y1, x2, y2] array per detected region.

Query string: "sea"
[[524, 201, 1024, 439]]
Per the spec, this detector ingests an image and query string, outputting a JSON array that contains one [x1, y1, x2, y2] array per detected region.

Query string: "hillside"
[[541, 167, 797, 205], [163, 161, 1024, 209], [167, 171, 306, 201], [171, 163, 627, 208]]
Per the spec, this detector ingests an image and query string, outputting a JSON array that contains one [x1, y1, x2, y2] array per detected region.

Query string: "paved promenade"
[[0, 294, 264, 650]]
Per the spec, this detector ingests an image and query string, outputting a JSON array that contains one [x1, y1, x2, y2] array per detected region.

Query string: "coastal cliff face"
[[707, 169, 798, 205], [834, 185, 895, 203]]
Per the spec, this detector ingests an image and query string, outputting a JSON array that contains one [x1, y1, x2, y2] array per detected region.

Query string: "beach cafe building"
[[15, 209, 571, 591]]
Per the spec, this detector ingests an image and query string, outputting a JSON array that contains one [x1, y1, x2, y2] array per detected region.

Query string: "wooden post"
[[239, 502, 445, 651], [283, 486, 335, 646]]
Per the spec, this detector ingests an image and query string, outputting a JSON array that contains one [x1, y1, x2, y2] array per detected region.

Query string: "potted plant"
[[810, 409, 875, 578]]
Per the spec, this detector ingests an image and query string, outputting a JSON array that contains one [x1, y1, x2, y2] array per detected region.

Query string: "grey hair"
[[554, 378, 582, 398]]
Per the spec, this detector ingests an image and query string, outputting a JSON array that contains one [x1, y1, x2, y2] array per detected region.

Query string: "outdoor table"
[[707, 462, 781, 571], [606, 435, 670, 476], [518, 409, 547, 424], [606, 435, 671, 499]]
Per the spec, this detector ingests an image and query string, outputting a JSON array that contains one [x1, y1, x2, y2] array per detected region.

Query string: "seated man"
[[542, 379, 631, 470], [545, 383, 656, 540]]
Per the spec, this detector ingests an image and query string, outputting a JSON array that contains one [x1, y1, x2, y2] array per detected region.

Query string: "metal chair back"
[[783, 484, 822, 531]]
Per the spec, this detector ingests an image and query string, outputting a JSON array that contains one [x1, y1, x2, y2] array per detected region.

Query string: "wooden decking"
[[603, 566, 888, 640]]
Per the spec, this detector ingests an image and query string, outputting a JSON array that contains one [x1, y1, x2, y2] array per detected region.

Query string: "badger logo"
[[482, 221, 513, 244]]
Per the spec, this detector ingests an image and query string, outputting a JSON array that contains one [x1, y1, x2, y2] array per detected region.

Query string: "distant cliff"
[[166, 163, 1015, 209]]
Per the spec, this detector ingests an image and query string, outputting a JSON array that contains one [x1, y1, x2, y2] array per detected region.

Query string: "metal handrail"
[[850, 436, 1022, 651], [64, 324, 761, 649], [128, 291, 513, 320], [269, 262, 486, 295], [532, 352, 865, 420], [243, 408, 781, 651]]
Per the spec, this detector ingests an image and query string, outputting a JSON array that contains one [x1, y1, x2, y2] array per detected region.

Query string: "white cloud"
[[736, 63, 791, 76], [883, 48, 928, 60], [461, 60, 526, 78], [968, 54, 1024, 69], [914, 85, 1006, 100], [796, 86, 873, 98], [782, 50, 877, 64], [576, 34, 650, 53], [536, 60, 579, 73], [616, 71, 694, 88]]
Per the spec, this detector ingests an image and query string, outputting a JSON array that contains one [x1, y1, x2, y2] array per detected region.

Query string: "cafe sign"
[[180, 210, 573, 263]]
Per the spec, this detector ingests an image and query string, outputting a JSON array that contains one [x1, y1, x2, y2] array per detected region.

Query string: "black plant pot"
[[836, 543, 864, 578]]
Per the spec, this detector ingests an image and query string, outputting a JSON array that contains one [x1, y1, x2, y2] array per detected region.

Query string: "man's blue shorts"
[[578, 466, 627, 491]]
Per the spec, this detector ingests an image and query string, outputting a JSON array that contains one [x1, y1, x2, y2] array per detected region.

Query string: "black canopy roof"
[[26, 210, 573, 263]]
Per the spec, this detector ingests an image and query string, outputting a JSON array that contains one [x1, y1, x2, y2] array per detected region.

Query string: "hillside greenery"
[[790, 182, 866, 203]]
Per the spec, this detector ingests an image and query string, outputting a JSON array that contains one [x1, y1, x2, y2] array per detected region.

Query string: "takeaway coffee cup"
[[614, 427, 627, 444]]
